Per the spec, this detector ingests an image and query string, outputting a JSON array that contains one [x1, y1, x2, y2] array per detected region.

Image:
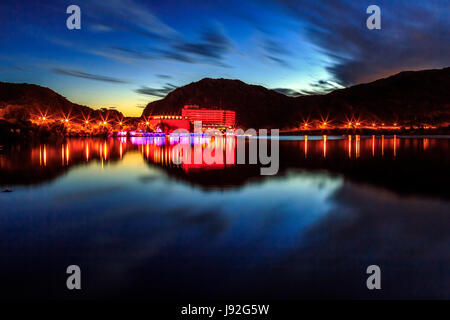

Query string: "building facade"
[[181, 105, 235, 130]]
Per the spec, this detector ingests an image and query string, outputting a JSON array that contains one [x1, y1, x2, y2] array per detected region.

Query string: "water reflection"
[[1, 136, 449, 197], [0, 136, 449, 299], [4, 135, 448, 171]]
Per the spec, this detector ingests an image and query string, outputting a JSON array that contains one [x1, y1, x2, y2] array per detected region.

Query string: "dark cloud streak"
[[135, 83, 178, 97], [273, 88, 303, 96], [51, 68, 128, 84], [273, 0, 450, 85]]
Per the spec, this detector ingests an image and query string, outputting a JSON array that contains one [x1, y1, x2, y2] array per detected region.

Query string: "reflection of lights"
[[423, 138, 429, 151], [103, 143, 108, 159], [304, 135, 308, 159], [65, 144, 69, 165], [355, 135, 360, 158], [372, 135, 375, 157], [381, 135, 384, 157], [61, 145, 64, 166], [323, 135, 327, 158], [348, 135, 352, 158], [43, 145, 47, 166], [394, 135, 397, 158]]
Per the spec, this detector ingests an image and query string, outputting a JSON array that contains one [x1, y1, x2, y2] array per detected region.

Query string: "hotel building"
[[181, 105, 235, 130]]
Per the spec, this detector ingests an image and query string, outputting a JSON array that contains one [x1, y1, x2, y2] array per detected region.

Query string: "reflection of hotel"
[[181, 105, 235, 130]]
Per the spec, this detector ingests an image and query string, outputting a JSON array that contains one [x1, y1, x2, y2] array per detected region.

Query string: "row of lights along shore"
[[36, 115, 187, 125], [35, 115, 435, 129]]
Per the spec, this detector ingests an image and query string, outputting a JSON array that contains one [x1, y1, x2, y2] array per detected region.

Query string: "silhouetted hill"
[[0, 82, 122, 120], [299, 67, 450, 125], [143, 67, 450, 128], [143, 78, 297, 128]]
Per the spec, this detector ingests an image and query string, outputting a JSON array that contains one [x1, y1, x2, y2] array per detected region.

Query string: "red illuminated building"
[[148, 115, 190, 133], [182, 105, 235, 130]]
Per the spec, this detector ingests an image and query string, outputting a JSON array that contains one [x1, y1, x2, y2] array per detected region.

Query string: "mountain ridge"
[[143, 67, 450, 128], [0, 81, 123, 121]]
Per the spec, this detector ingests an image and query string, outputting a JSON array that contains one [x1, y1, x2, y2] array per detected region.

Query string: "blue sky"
[[0, 0, 449, 116]]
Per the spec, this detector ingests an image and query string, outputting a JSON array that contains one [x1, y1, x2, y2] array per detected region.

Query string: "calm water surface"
[[1, 135, 449, 299]]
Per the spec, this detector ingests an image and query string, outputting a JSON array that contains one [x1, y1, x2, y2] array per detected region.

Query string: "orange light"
[[348, 122, 352, 126], [356, 122, 360, 126], [65, 119, 69, 122], [42, 117, 46, 121], [119, 122, 122, 125], [323, 122, 327, 126], [85, 121, 89, 124], [146, 122, 149, 125], [372, 123, 376, 127], [103, 121, 107, 125]]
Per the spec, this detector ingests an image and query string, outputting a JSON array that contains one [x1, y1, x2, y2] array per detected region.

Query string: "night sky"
[[1, 0, 449, 116]]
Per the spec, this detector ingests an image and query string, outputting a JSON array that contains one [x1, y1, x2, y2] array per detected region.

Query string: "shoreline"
[[1, 118, 449, 144]]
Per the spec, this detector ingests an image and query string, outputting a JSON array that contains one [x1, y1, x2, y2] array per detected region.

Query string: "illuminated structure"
[[181, 105, 235, 130], [148, 115, 190, 133]]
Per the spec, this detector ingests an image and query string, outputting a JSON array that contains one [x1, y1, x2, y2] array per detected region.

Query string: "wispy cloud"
[[135, 83, 177, 97], [273, 88, 303, 96], [175, 28, 232, 59], [262, 38, 292, 68], [85, 0, 177, 39], [51, 68, 128, 84], [272, 0, 450, 85], [156, 74, 172, 79]]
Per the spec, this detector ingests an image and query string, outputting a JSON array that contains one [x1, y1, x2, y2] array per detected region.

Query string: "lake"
[[1, 135, 449, 299]]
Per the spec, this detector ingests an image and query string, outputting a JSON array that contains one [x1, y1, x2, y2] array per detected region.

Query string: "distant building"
[[182, 105, 235, 130]]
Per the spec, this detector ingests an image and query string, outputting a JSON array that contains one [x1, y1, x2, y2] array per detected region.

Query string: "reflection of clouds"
[[2, 161, 342, 298], [52, 185, 127, 204], [264, 182, 450, 299], [4, 150, 449, 299], [74, 170, 342, 297]]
